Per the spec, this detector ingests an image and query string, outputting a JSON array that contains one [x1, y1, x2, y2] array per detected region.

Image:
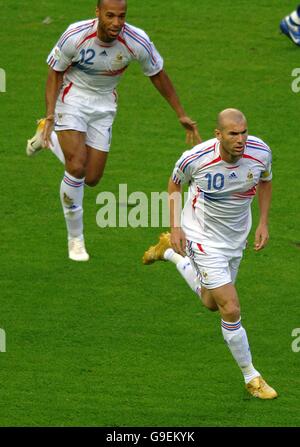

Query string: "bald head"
[[215, 108, 248, 163], [97, 0, 127, 7], [217, 108, 247, 131]]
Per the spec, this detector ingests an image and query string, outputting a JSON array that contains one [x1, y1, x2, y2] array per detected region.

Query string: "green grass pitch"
[[1, 0, 300, 427]]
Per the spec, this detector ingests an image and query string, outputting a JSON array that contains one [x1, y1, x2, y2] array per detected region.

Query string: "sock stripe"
[[221, 319, 241, 331], [63, 175, 84, 188]]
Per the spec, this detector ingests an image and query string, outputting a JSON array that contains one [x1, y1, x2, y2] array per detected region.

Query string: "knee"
[[207, 303, 219, 312], [65, 158, 86, 179], [222, 302, 240, 321], [201, 288, 219, 312], [85, 172, 103, 187], [85, 177, 100, 188], [202, 296, 219, 312]]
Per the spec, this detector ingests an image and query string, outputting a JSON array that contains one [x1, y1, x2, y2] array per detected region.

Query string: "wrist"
[[45, 114, 55, 122], [259, 220, 268, 226], [177, 112, 186, 120]]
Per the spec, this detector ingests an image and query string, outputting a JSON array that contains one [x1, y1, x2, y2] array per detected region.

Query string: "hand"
[[179, 116, 202, 146], [254, 223, 269, 251], [42, 118, 54, 148], [171, 227, 186, 256]]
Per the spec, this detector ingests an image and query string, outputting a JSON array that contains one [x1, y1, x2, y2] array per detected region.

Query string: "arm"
[[42, 67, 64, 147], [150, 69, 202, 146], [254, 180, 272, 251], [168, 177, 186, 255]]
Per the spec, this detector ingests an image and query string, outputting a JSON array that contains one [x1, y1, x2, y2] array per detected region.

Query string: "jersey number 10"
[[205, 173, 225, 190]]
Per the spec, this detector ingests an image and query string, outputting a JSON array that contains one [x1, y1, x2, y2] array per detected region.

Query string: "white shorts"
[[186, 240, 243, 290], [54, 82, 118, 152]]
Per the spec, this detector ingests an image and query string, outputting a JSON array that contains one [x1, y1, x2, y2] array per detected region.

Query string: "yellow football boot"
[[246, 376, 278, 400], [142, 232, 172, 265], [26, 118, 47, 156]]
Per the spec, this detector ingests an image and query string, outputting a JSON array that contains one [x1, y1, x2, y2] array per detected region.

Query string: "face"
[[96, 0, 127, 42], [215, 120, 248, 162]]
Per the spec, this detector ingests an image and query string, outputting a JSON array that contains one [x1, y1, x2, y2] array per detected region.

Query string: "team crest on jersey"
[[247, 170, 254, 181], [53, 46, 62, 61], [111, 52, 126, 70]]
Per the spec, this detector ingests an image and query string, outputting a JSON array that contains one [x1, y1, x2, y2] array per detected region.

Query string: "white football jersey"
[[172, 136, 272, 251], [47, 19, 164, 93]]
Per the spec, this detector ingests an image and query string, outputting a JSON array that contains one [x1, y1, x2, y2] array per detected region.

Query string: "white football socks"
[[221, 319, 260, 384], [50, 131, 65, 164], [164, 248, 182, 265], [164, 248, 201, 295], [60, 171, 85, 239]]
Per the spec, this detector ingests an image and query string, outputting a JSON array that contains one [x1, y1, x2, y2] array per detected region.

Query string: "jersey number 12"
[[79, 49, 96, 65]]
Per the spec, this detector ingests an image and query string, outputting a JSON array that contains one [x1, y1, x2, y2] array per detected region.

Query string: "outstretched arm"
[[150, 69, 202, 146], [254, 180, 272, 251], [168, 177, 186, 255]]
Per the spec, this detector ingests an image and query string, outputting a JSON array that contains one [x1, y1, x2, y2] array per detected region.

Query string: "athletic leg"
[[57, 130, 89, 261], [84, 146, 109, 187], [202, 280, 277, 398]]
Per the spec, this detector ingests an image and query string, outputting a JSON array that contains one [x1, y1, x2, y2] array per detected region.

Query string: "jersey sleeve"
[[260, 148, 273, 182], [133, 29, 164, 76], [46, 26, 77, 71], [172, 150, 196, 185]]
